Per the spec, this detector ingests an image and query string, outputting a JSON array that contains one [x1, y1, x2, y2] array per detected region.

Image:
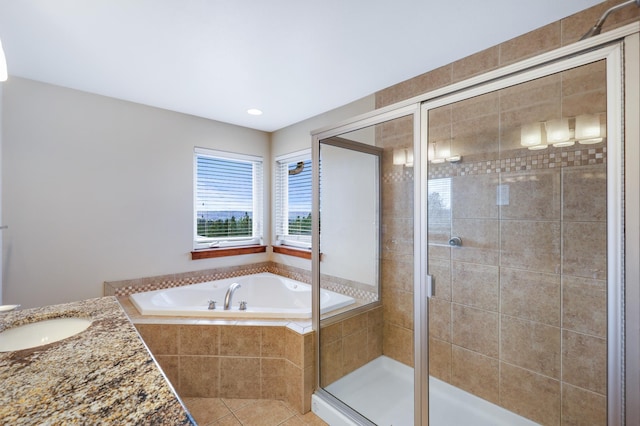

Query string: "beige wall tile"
[[562, 221, 607, 280], [452, 46, 500, 83], [429, 338, 451, 383], [500, 220, 561, 273], [219, 326, 261, 357], [382, 180, 413, 219], [284, 328, 304, 368], [451, 261, 499, 311], [562, 330, 607, 394], [561, 383, 606, 426], [451, 91, 499, 122], [179, 356, 220, 397], [342, 328, 368, 374], [499, 22, 561, 66], [382, 258, 414, 293], [320, 339, 343, 387], [500, 267, 560, 326], [451, 114, 500, 162], [135, 324, 178, 355], [155, 355, 180, 391], [368, 322, 383, 362], [500, 73, 561, 113], [383, 288, 414, 330], [304, 332, 315, 369], [320, 322, 342, 345], [285, 362, 304, 414], [451, 346, 499, 404], [451, 218, 500, 265], [500, 362, 561, 426], [179, 325, 219, 355], [376, 64, 452, 109], [261, 358, 286, 400], [499, 169, 561, 221], [429, 298, 451, 342], [342, 311, 368, 337], [383, 322, 414, 368], [562, 275, 607, 337], [562, 165, 607, 222], [219, 357, 261, 399], [451, 303, 498, 357], [451, 174, 499, 220], [261, 326, 285, 357], [501, 316, 561, 379]]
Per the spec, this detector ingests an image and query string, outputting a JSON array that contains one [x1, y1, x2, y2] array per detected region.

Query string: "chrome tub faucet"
[[224, 283, 241, 310]]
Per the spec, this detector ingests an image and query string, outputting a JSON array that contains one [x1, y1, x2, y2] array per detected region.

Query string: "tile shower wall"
[[372, 1, 637, 423], [423, 59, 608, 426]]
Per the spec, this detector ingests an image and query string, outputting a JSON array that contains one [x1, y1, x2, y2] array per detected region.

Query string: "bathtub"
[[129, 272, 355, 318]]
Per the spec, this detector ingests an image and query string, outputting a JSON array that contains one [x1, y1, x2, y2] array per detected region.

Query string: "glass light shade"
[[0, 39, 7, 82], [405, 148, 414, 167], [528, 144, 548, 151], [392, 148, 407, 165], [446, 155, 461, 163], [545, 118, 570, 143], [430, 158, 445, 164], [520, 122, 542, 147], [575, 114, 603, 144]]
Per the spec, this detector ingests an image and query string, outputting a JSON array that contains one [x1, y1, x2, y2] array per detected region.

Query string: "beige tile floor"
[[183, 398, 329, 426]]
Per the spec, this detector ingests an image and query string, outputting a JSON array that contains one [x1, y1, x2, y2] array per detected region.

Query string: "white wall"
[[270, 95, 375, 271], [0, 81, 3, 305], [2, 78, 270, 308]]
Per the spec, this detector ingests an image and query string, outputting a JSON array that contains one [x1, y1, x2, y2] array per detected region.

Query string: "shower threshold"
[[314, 356, 538, 425]]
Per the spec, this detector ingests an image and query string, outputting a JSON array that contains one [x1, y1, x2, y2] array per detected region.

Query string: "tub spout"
[[224, 283, 241, 310]]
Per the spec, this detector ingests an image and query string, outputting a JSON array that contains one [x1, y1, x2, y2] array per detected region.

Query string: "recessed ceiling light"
[[247, 108, 263, 116]]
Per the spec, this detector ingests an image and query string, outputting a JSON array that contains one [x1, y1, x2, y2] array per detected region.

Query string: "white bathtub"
[[129, 272, 355, 318]]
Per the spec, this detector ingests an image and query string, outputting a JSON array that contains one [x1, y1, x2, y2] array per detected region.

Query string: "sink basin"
[[0, 317, 92, 352]]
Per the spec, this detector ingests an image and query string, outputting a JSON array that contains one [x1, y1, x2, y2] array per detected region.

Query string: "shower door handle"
[[427, 275, 435, 298]]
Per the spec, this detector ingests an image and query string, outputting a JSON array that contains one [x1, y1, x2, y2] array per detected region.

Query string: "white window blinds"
[[275, 151, 312, 248], [194, 148, 263, 249]]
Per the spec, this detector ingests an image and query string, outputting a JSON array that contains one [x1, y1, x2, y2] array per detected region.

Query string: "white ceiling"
[[0, 0, 602, 132]]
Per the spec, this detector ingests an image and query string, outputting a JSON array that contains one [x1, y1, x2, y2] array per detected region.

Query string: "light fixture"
[[247, 108, 263, 116], [392, 147, 414, 167], [0, 39, 7, 82], [545, 118, 574, 147], [575, 114, 604, 144], [520, 122, 543, 147]]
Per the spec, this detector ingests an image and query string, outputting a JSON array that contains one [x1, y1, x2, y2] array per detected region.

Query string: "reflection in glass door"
[[313, 110, 419, 425], [425, 58, 614, 425]]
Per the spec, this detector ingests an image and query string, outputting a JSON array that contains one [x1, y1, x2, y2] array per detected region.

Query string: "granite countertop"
[[0, 296, 195, 425]]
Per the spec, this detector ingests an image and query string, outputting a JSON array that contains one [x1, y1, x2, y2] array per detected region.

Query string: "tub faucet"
[[224, 283, 241, 310]]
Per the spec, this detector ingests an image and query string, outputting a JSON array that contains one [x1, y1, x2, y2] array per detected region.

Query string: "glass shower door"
[[314, 110, 419, 425], [424, 57, 614, 425]]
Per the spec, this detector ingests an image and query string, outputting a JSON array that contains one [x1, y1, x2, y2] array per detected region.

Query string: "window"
[[275, 150, 312, 249], [194, 147, 263, 249]]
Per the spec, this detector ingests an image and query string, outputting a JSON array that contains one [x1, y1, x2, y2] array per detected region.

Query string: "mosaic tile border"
[[381, 145, 607, 182], [104, 261, 377, 303], [427, 146, 607, 180]]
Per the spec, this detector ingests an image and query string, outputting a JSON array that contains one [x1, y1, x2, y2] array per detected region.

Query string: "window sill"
[[272, 245, 312, 260], [191, 245, 267, 260]]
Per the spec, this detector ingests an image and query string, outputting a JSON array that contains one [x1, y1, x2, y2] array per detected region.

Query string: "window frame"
[[274, 149, 312, 250], [193, 147, 264, 250]]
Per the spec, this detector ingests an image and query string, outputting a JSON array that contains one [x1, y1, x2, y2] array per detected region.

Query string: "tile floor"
[[182, 398, 329, 426]]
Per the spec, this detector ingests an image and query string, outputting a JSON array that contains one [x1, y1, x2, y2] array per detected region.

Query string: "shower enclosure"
[[312, 31, 638, 426]]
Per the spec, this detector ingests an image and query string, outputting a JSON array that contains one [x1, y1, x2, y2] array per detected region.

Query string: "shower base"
[[313, 356, 538, 425]]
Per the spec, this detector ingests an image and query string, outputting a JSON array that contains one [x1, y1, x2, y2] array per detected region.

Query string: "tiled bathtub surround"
[[370, 1, 638, 422], [134, 321, 315, 414]]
